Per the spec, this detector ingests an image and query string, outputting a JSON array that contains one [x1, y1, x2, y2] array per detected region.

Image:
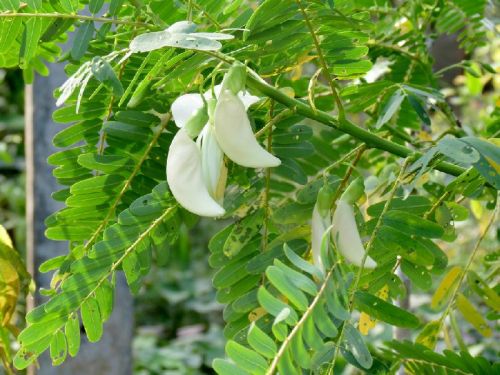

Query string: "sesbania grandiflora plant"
[[0, 0, 498, 374]]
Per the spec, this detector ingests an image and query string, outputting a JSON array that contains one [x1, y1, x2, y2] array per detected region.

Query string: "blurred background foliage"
[[0, 5, 498, 375]]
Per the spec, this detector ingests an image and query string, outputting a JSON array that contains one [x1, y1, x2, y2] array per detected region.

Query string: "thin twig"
[[0, 12, 152, 27], [295, 0, 345, 120]]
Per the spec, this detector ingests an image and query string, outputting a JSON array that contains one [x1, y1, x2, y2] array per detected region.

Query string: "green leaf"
[[21, 18, 43, 67], [89, 0, 104, 14], [343, 323, 372, 369], [65, 314, 81, 357], [247, 322, 277, 359], [461, 137, 500, 189], [274, 259, 317, 296], [407, 94, 431, 125], [266, 265, 309, 311], [81, 297, 103, 342], [284, 243, 323, 280], [0, 18, 22, 51], [467, 271, 500, 312], [257, 287, 298, 325], [226, 340, 268, 375], [71, 21, 94, 61], [91, 57, 124, 97], [303, 315, 323, 351], [213, 358, 250, 375], [376, 89, 405, 129], [224, 210, 263, 257], [367, 196, 431, 217], [18, 315, 67, 346], [0, 0, 20, 10], [60, 0, 78, 12], [50, 331, 67, 366], [401, 260, 432, 290], [290, 326, 311, 369], [311, 341, 336, 370], [383, 211, 444, 238], [95, 280, 114, 321], [26, 0, 41, 9], [437, 137, 480, 164], [354, 291, 420, 328], [272, 202, 312, 224]]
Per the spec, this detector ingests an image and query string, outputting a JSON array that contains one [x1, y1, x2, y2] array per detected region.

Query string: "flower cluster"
[[166, 63, 281, 217]]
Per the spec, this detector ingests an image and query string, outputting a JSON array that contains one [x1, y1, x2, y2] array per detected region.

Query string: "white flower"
[[166, 128, 225, 217], [331, 200, 377, 268], [213, 89, 281, 168], [171, 84, 259, 129], [311, 203, 332, 274], [167, 80, 280, 217]]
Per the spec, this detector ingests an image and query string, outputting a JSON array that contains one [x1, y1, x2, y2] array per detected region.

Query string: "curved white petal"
[[166, 129, 225, 217], [214, 90, 281, 168], [331, 200, 376, 268], [171, 93, 205, 128], [199, 124, 225, 201], [205, 84, 259, 109], [311, 204, 332, 274]]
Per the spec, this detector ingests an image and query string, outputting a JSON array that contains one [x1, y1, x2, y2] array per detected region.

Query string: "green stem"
[[204, 51, 467, 178], [0, 11, 151, 27], [244, 70, 465, 177], [295, 0, 345, 120]]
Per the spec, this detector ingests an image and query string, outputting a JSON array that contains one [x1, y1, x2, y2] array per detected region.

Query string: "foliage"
[[0, 0, 498, 373]]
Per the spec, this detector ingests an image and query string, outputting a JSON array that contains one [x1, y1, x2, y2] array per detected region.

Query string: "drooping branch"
[[203, 51, 467, 178], [244, 69, 465, 177]]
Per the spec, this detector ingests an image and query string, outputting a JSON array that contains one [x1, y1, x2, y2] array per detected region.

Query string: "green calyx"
[[340, 177, 365, 204], [221, 61, 247, 95], [184, 102, 209, 138], [316, 184, 335, 217]]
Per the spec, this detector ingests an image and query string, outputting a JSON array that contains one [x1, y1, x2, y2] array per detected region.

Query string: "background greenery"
[[0, 0, 498, 374]]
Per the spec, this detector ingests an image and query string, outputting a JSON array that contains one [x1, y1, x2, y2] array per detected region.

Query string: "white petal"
[[199, 124, 224, 200], [166, 129, 225, 217], [311, 204, 332, 274], [171, 93, 205, 128], [214, 90, 281, 168], [331, 200, 377, 268], [204, 84, 260, 109]]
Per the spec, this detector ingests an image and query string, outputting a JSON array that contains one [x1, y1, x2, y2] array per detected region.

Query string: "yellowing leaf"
[[470, 200, 483, 220], [0, 225, 31, 324], [431, 266, 462, 310], [485, 156, 500, 174], [456, 293, 492, 337], [416, 320, 441, 349], [358, 285, 389, 335], [248, 307, 266, 322], [467, 271, 500, 312]]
